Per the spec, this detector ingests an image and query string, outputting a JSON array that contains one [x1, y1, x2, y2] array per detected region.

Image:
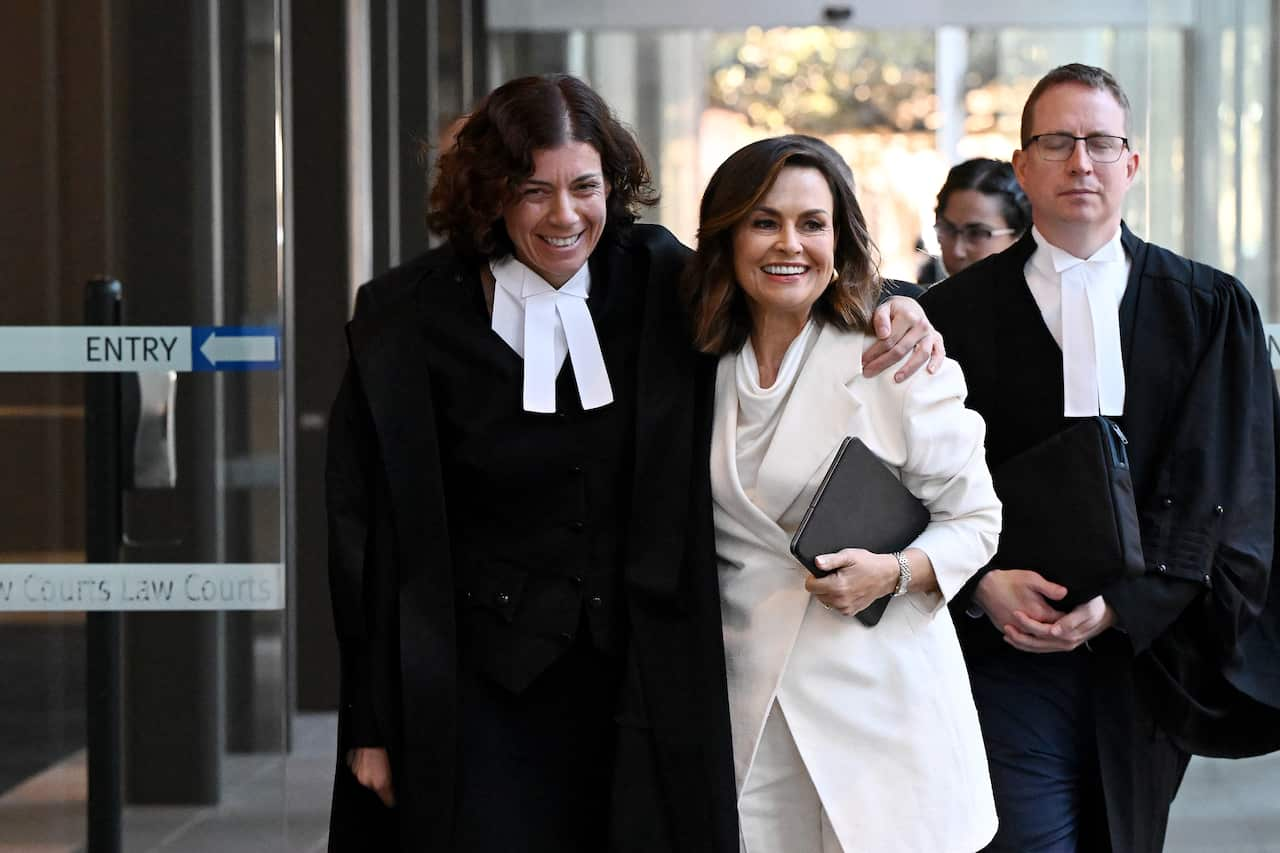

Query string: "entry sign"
[[0, 325, 280, 372]]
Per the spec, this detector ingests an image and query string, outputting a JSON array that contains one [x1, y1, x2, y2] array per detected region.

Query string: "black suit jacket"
[[325, 225, 737, 852], [922, 225, 1280, 850]]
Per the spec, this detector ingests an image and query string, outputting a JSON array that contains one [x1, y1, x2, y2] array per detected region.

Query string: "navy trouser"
[[968, 648, 1111, 853]]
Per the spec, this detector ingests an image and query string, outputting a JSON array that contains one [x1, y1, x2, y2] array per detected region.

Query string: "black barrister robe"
[[324, 224, 737, 852], [921, 225, 1280, 852]]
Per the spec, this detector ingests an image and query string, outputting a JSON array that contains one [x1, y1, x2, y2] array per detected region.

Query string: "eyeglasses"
[[1027, 133, 1130, 163], [933, 221, 1017, 244]]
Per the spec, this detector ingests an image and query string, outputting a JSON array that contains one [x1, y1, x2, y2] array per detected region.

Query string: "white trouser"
[[738, 701, 844, 853]]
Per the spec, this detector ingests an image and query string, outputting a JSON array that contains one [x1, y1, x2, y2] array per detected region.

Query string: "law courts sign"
[[0, 563, 284, 611]]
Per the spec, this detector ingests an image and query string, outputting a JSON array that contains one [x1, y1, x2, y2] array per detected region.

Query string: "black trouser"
[[454, 627, 623, 853]]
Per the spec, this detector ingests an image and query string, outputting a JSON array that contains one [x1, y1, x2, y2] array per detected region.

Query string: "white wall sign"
[[0, 563, 284, 611]]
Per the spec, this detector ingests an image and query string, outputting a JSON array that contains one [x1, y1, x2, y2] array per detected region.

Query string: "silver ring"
[[820, 602, 832, 611]]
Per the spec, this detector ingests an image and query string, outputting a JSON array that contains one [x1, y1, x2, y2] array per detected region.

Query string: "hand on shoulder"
[[861, 295, 945, 382]]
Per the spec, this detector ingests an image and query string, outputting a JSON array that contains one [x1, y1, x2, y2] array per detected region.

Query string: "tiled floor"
[[117, 712, 334, 852], [0, 714, 333, 853], [0, 621, 85, 794], [0, 712, 1277, 851]]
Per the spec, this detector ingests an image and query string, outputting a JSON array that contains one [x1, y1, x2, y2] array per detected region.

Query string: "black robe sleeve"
[[880, 278, 926, 301], [1105, 270, 1276, 658], [326, 286, 384, 748]]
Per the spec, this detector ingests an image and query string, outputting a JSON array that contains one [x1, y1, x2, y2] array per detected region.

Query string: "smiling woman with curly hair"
[[426, 76, 657, 261], [326, 73, 738, 853]]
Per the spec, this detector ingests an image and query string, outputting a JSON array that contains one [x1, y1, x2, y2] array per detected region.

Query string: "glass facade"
[[490, 0, 1276, 315]]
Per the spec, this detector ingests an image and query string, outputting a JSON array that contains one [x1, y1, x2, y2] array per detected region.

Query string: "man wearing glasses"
[[922, 64, 1280, 853]]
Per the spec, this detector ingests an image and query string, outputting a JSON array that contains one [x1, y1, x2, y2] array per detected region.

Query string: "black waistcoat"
[[425, 252, 640, 694]]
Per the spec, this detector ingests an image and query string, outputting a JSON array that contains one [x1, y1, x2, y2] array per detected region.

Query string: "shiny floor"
[[0, 714, 333, 853], [0, 713, 1276, 852]]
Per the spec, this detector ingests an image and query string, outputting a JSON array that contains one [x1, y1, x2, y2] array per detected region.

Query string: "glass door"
[[0, 1, 297, 849]]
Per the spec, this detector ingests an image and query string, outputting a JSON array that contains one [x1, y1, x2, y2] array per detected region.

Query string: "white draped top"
[[734, 319, 819, 511]]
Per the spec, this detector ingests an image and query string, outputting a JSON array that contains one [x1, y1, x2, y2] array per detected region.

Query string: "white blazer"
[[713, 322, 1000, 853]]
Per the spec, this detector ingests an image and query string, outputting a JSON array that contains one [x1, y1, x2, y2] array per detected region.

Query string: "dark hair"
[[792, 134, 855, 190], [935, 158, 1030, 235], [1020, 63, 1132, 147], [426, 74, 658, 259], [681, 135, 881, 355]]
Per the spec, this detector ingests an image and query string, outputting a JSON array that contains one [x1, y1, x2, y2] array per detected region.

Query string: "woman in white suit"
[[682, 136, 1001, 853]]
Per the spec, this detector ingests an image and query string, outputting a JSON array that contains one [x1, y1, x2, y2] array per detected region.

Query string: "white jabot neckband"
[[1036, 228, 1127, 416], [490, 256, 614, 413]]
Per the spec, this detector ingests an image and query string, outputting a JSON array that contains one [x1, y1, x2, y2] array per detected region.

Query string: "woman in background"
[[932, 157, 1030, 278]]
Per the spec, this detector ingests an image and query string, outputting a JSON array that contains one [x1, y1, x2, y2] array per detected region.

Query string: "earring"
[[830, 269, 839, 284]]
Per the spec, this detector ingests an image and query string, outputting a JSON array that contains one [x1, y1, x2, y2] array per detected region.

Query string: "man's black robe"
[[921, 225, 1280, 852]]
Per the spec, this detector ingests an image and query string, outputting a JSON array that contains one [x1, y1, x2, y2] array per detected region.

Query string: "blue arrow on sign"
[[191, 326, 280, 372]]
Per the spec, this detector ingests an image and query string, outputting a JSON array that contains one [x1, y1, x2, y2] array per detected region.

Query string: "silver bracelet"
[[892, 551, 911, 597]]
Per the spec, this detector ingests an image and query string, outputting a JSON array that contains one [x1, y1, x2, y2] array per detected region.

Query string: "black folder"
[[790, 437, 930, 627], [990, 416, 1144, 610]]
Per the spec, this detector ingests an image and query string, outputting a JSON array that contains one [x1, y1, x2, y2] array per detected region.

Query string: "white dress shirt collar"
[[1030, 226, 1125, 275]]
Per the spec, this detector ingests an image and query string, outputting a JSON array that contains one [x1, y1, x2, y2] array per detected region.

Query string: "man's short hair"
[[1019, 63, 1132, 147]]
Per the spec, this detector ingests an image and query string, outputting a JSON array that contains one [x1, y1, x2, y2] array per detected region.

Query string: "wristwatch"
[[891, 551, 911, 597]]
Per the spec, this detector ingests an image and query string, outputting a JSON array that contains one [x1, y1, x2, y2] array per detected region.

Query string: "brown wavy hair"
[[681, 135, 882, 355], [426, 74, 658, 260]]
